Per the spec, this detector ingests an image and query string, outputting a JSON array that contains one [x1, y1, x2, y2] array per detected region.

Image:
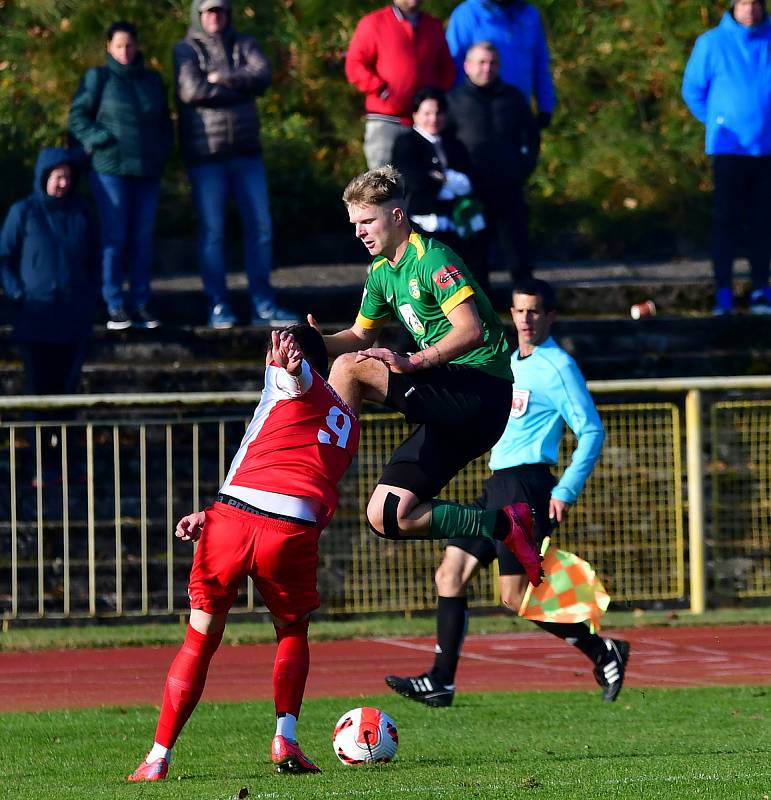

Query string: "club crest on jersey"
[[432, 265, 464, 289], [408, 278, 420, 299], [510, 389, 530, 418], [398, 303, 425, 336]]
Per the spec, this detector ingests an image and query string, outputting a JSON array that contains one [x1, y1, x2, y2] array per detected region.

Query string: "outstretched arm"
[[356, 298, 483, 373], [306, 314, 379, 358]]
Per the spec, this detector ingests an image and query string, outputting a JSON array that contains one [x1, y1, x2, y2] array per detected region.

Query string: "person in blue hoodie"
[[682, 0, 771, 315], [446, 0, 556, 129], [0, 148, 99, 482]]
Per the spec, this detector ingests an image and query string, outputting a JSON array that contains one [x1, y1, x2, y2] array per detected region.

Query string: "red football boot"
[[271, 735, 321, 774], [127, 756, 169, 782], [500, 503, 543, 586]]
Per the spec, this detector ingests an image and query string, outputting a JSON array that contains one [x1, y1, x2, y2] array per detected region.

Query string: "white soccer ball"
[[332, 707, 398, 765]]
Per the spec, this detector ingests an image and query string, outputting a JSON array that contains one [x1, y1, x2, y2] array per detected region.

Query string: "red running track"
[[1, 625, 770, 712]]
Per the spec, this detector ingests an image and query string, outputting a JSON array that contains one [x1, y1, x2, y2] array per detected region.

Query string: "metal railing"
[[1, 377, 770, 622]]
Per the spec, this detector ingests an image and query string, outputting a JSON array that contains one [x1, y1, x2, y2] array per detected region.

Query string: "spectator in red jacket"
[[345, 0, 455, 169]]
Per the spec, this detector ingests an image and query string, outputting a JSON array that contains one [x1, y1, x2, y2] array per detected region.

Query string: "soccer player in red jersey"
[[128, 325, 359, 781]]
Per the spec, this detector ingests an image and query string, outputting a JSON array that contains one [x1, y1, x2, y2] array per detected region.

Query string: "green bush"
[[0, 0, 723, 261]]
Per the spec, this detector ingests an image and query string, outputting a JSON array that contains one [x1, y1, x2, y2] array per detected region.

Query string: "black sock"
[[430, 596, 468, 686], [532, 620, 606, 663]]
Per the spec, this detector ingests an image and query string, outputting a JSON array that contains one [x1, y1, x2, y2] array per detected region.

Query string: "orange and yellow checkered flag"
[[518, 541, 610, 632]]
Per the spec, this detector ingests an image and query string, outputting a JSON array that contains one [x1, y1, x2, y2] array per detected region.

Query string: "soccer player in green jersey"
[[310, 166, 543, 585]]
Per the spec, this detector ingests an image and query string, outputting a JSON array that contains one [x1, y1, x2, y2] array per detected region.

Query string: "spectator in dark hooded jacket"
[[173, 0, 297, 329], [69, 21, 172, 331], [0, 147, 98, 395], [0, 147, 99, 485], [0, 147, 99, 483]]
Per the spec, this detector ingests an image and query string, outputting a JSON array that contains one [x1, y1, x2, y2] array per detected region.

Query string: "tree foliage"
[[0, 0, 724, 260]]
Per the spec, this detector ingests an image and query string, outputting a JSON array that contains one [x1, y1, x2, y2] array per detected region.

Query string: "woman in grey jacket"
[[173, 0, 296, 328]]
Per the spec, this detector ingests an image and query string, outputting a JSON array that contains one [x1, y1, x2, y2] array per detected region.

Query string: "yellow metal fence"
[[0, 378, 769, 622]]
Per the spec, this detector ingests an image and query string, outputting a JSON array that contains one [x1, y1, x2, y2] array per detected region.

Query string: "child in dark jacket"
[[0, 147, 99, 482], [1, 145, 99, 394]]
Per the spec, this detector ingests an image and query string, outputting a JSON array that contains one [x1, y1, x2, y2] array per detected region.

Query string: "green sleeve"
[[356, 263, 392, 329], [68, 68, 113, 152], [420, 249, 476, 318]]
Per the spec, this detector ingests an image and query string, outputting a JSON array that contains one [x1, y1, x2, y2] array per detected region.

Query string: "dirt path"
[[2, 625, 768, 712]]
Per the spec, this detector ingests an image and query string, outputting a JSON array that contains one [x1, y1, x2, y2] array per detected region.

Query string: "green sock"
[[429, 500, 499, 540]]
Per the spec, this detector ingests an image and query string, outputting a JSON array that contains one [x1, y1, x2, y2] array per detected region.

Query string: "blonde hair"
[[342, 165, 406, 208]]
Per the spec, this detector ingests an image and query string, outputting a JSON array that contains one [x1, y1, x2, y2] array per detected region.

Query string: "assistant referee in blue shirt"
[[386, 278, 630, 706]]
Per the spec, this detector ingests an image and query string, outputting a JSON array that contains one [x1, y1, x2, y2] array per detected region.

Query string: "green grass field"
[[1, 687, 769, 800]]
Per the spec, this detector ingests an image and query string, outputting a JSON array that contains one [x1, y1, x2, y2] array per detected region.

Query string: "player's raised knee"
[[366, 492, 403, 539], [329, 351, 358, 378]]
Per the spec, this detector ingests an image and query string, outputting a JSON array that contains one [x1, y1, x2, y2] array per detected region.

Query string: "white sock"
[[146, 742, 172, 763], [275, 713, 297, 742]]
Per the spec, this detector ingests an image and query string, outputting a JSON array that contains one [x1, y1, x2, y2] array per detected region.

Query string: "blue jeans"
[[187, 155, 274, 310], [90, 172, 161, 311]]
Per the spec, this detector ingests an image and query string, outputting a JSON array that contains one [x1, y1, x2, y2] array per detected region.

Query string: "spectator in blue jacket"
[[682, 0, 771, 315], [446, 0, 556, 129], [0, 148, 99, 484], [0, 147, 98, 394]]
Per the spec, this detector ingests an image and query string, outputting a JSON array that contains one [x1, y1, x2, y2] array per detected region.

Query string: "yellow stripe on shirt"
[[409, 232, 426, 260], [355, 313, 389, 331], [371, 257, 388, 271], [440, 285, 475, 316]]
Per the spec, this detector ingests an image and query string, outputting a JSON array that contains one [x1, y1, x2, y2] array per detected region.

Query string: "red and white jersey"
[[220, 359, 360, 527]]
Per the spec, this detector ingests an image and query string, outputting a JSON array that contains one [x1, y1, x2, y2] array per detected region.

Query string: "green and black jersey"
[[356, 232, 513, 381]]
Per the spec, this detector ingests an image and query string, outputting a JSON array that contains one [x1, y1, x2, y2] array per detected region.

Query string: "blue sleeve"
[[532, 12, 557, 113], [446, 8, 471, 87], [682, 35, 710, 124], [550, 359, 605, 504], [0, 202, 26, 301]]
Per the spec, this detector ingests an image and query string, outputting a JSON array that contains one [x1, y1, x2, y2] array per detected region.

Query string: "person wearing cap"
[[173, 0, 298, 328], [682, 0, 771, 315]]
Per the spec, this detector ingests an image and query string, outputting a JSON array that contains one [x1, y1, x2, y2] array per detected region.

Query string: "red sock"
[[273, 619, 310, 719], [154, 625, 223, 748]]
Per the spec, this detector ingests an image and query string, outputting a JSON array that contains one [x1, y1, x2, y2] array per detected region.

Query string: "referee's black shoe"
[[385, 673, 455, 707], [593, 638, 630, 703]]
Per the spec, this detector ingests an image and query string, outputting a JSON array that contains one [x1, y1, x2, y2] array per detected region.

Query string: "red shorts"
[[188, 501, 321, 622]]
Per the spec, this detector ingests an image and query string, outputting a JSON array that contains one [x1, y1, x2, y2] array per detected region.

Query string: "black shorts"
[[449, 464, 556, 576], [379, 364, 512, 500]]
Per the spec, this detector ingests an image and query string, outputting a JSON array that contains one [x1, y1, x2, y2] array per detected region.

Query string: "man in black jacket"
[[447, 41, 540, 290]]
